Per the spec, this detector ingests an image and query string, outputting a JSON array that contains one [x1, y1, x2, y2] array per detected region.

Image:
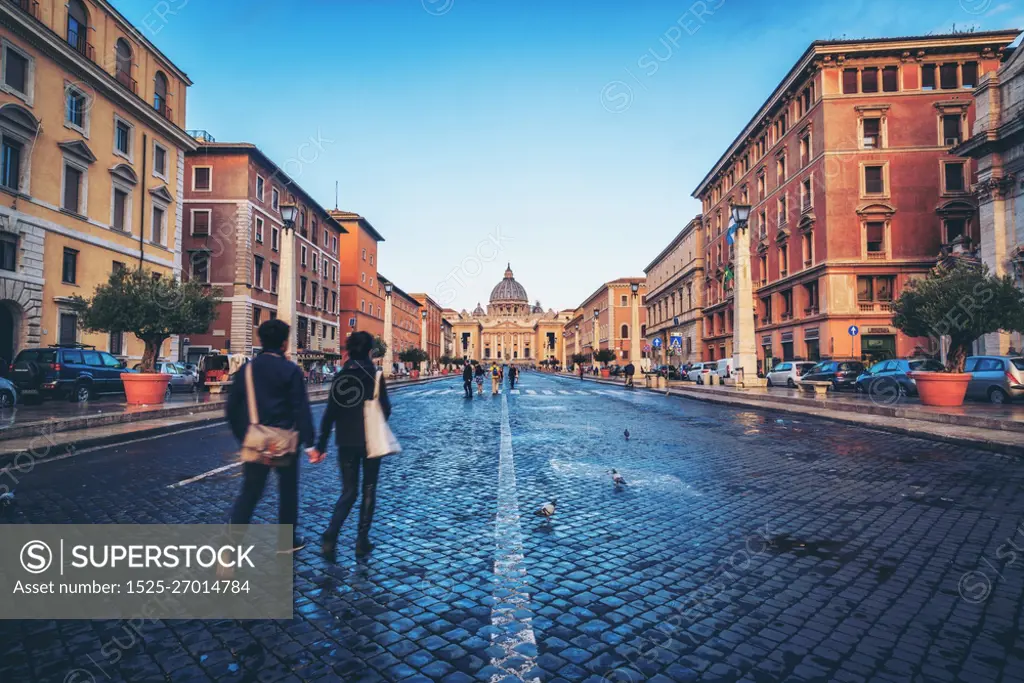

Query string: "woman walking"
[[312, 331, 391, 560]]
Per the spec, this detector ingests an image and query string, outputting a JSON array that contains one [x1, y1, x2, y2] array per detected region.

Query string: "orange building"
[[410, 293, 442, 364], [693, 31, 1018, 371], [182, 138, 345, 359], [575, 278, 648, 364], [379, 275, 421, 359], [331, 210, 384, 340]]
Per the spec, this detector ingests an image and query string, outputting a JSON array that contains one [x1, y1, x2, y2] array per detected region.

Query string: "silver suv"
[[964, 355, 1024, 404]]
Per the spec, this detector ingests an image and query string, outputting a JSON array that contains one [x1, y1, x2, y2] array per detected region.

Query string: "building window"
[[0, 233, 15, 272], [270, 263, 279, 293], [153, 71, 168, 117], [361, 272, 366, 283], [857, 276, 873, 302], [1, 137, 22, 192], [882, 66, 899, 92], [112, 187, 129, 231], [944, 218, 967, 244], [253, 306, 262, 327], [777, 155, 786, 183], [942, 114, 962, 146], [323, 257, 329, 274], [862, 67, 879, 93], [65, 86, 87, 131], [799, 134, 810, 166], [779, 244, 789, 275], [801, 178, 812, 210], [362, 248, 367, 261], [114, 39, 134, 91], [271, 187, 280, 211], [191, 209, 210, 236], [253, 255, 264, 289], [311, 282, 318, 308], [300, 277, 307, 303], [777, 195, 788, 226], [877, 276, 894, 302], [802, 231, 813, 265], [114, 118, 132, 158], [153, 142, 167, 178], [864, 165, 885, 195], [151, 205, 165, 245], [943, 162, 966, 193], [332, 236, 338, 251], [62, 163, 84, 214], [940, 63, 958, 90], [963, 62, 978, 89], [192, 166, 211, 191], [301, 245, 307, 266], [862, 117, 881, 149], [2, 41, 32, 104], [59, 312, 78, 345], [922, 64, 936, 90], [620, 295, 627, 306], [620, 324, 628, 338], [191, 252, 209, 283], [360, 299, 365, 312], [757, 174, 765, 201], [254, 215, 264, 243], [842, 68, 858, 94], [866, 221, 885, 254], [858, 275, 894, 302], [312, 251, 318, 273], [62, 248, 78, 284], [256, 175, 265, 201], [109, 331, 123, 356]]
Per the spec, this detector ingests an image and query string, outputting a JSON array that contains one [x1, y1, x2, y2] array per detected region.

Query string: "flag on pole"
[[724, 265, 734, 285], [726, 221, 739, 246]]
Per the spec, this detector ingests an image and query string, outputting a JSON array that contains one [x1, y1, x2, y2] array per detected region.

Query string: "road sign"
[[652, 338, 662, 348], [643, 345, 651, 353], [670, 335, 683, 349], [848, 325, 859, 336], [673, 316, 679, 326]]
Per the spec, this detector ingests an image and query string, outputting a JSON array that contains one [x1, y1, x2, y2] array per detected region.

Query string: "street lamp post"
[[383, 282, 394, 373], [630, 282, 641, 371], [728, 204, 764, 387], [278, 201, 299, 359], [420, 309, 429, 374], [593, 308, 600, 368]]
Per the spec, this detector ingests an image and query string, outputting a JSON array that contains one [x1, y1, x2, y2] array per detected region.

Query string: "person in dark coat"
[[226, 319, 315, 553], [313, 331, 392, 560], [462, 362, 474, 398], [508, 365, 518, 390]]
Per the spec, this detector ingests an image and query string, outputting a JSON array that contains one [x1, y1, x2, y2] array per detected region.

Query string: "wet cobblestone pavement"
[[2, 372, 1024, 682]]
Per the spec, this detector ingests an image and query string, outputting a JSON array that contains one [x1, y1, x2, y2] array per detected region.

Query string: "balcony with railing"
[[67, 30, 95, 62], [866, 250, 887, 260], [116, 70, 137, 94], [781, 311, 794, 321], [804, 306, 819, 316], [154, 99, 173, 123]]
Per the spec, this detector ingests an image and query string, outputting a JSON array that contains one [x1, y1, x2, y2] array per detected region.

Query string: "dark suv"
[[11, 345, 133, 403], [802, 360, 867, 391]]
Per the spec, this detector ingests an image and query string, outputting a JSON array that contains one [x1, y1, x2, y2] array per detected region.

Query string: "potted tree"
[[73, 268, 220, 405], [594, 349, 617, 378], [439, 355, 452, 375], [892, 261, 1024, 406], [571, 353, 587, 373], [399, 348, 430, 379]]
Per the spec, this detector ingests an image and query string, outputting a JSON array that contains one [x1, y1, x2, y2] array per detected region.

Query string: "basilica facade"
[[444, 265, 575, 365]]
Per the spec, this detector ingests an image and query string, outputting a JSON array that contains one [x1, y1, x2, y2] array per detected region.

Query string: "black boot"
[[355, 483, 378, 556], [321, 534, 337, 562]]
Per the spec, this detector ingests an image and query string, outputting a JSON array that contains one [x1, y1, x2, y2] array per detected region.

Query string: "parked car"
[[766, 361, 818, 388], [11, 345, 133, 403], [608, 364, 624, 377], [688, 362, 711, 383], [855, 358, 944, 397], [964, 355, 1024, 404], [713, 358, 734, 380], [0, 376, 17, 409], [133, 361, 198, 396], [801, 360, 867, 391]]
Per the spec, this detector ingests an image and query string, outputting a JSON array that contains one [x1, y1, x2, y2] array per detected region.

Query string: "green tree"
[[72, 268, 221, 373], [372, 336, 388, 359], [892, 261, 1024, 373], [594, 349, 617, 367], [398, 348, 430, 365], [570, 353, 588, 366]]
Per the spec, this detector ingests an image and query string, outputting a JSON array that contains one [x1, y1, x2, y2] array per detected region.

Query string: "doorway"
[[0, 302, 16, 362]]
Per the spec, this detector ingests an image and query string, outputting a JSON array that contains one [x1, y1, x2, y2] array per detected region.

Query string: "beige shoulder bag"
[[240, 363, 299, 466]]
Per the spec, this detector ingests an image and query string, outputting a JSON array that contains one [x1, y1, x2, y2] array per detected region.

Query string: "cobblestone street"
[[2, 373, 1023, 683]]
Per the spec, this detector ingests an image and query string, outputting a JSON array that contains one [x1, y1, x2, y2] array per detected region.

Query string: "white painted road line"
[[510, 389, 521, 395], [490, 393, 539, 683], [526, 390, 537, 395], [557, 390, 571, 395], [167, 461, 242, 489], [541, 390, 554, 395]]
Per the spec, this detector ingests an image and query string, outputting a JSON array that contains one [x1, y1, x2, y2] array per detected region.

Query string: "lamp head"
[[730, 203, 752, 225], [279, 202, 298, 227]]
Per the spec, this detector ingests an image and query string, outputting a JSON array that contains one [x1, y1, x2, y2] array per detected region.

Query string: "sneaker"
[[277, 536, 307, 554]]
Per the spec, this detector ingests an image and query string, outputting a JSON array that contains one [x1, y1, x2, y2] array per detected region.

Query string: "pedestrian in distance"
[[508, 365, 518, 390], [579, 364, 584, 381], [475, 362, 485, 395], [226, 319, 317, 554], [462, 361, 474, 398], [624, 362, 635, 388], [310, 331, 392, 560], [491, 363, 501, 395]]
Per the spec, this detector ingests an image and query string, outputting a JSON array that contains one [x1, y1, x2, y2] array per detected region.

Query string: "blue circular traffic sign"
[[652, 338, 662, 348], [848, 325, 859, 336]]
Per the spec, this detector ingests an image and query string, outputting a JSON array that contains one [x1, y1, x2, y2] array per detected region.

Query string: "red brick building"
[[410, 293, 443, 364], [182, 137, 345, 360], [379, 275, 422, 360], [693, 32, 1017, 370], [331, 210, 385, 340]]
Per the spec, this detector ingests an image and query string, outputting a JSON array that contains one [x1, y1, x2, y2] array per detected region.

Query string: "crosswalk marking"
[[541, 390, 554, 395], [575, 390, 589, 395], [526, 390, 537, 395], [557, 390, 571, 395], [510, 389, 520, 395]]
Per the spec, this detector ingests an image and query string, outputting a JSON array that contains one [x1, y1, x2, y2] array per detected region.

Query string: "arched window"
[[115, 39, 134, 91], [621, 324, 629, 338], [153, 71, 168, 116], [67, 0, 89, 55]]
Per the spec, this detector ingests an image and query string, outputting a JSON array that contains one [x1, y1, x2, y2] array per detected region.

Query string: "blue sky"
[[120, 0, 1023, 312]]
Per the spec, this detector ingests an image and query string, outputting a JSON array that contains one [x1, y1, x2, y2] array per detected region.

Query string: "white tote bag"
[[364, 370, 401, 459]]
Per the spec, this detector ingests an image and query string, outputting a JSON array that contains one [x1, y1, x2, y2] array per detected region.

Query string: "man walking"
[[491, 363, 501, 395], [462, 361, 474, 398], [624, 361, 636, 389], [508, 365, 518, 390], [226, 319, 316, 553]]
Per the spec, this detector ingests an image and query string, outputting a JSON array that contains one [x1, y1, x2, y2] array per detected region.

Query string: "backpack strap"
[[244, 363, 259, 425]]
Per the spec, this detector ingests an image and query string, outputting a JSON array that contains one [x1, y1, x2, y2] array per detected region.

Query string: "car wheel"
[[165, 384, 173, 401], [190, 381, 198, 394], [787, 378, 797, 388], [0, 390, 14, 409], [988, 387, 1010, 404], [75, 383, 92, 403], [766, 377, 774, 387]]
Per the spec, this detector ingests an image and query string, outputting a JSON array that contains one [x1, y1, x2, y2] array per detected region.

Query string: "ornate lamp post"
[[383, 282, 394, 373], [630, 281, 641, 370], [593, 308, 600, 367], [278, 201, 299, 358], [420, 308, 429, 374], [728, 203, 764, 387]]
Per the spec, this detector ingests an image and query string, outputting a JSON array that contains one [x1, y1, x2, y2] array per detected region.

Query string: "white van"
[[714, 358, 734, 380]]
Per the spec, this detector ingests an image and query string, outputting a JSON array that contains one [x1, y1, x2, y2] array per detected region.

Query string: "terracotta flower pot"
[[600, 368, 611, 378], [121, 373, 171, 405], [410, 370, 420, 379], [909, 371, 970, 407]]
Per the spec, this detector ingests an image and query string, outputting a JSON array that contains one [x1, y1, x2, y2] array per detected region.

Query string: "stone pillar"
[[420, 312, 428, 372], [631, 289, 641, 369], [278, 225, 297, 358], [979, 177, 1017, 355], [383, 292, 393, 371], [732, 223, 765, 387]]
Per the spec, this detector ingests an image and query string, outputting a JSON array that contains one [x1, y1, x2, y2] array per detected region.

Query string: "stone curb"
[[557, 372, 1024, 457], [0, 375, 452, 464]]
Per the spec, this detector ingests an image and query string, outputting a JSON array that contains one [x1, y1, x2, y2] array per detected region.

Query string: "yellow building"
[[0, 0, 195, 363], [445, 265, 574, 365]]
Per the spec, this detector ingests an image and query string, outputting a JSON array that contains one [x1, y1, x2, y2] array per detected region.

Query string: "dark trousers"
[[229, 459, 299, 543], [325, 447, 382, 542], [464, 379, 473, 397]]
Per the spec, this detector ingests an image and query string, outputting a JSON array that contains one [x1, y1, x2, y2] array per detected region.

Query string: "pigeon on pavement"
[[624, 429, 630, 440], [534, 500, 557, 518], [610, 470, 627, 488]]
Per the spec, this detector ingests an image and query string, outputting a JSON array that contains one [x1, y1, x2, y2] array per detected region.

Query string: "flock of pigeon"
[[532, 428, 630, 521]]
